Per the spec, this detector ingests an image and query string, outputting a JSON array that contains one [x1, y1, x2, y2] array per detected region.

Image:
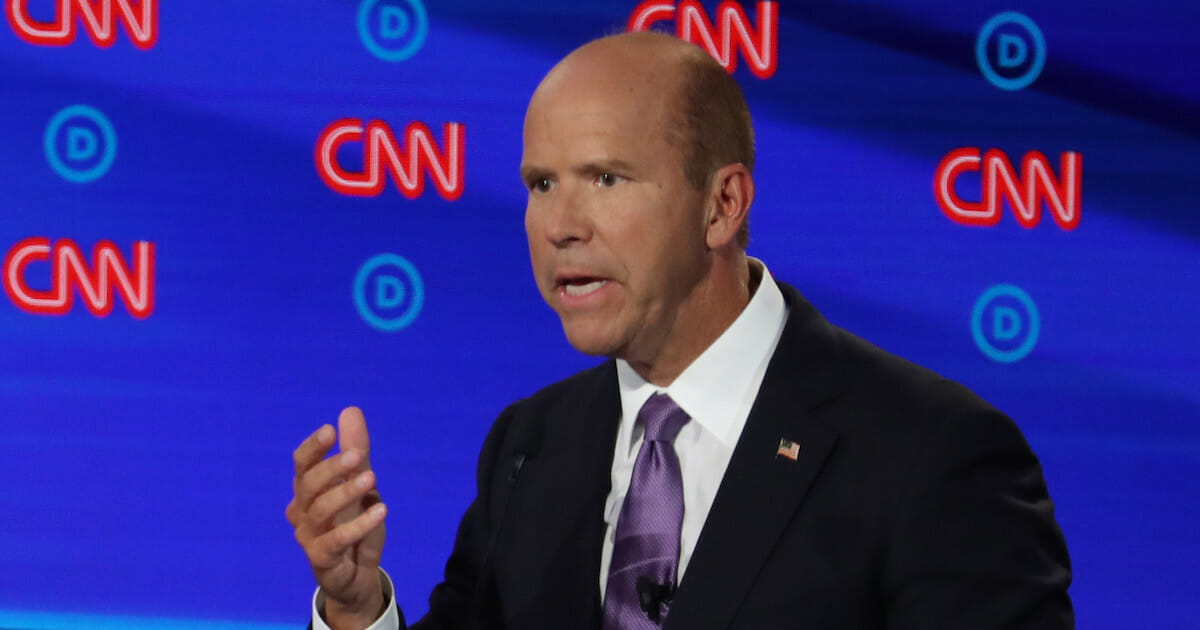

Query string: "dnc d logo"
[[44, 105, 117, 183], [971, 284, 1040, 363], [358, 0, 428, 62], [976, 12, 1045, 91], [354, 253, 425, 332]]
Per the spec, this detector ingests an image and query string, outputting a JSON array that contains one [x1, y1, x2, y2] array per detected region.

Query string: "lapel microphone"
[[469, 416, 545, 629], [636, 576, 675, 623], [506, 416, 544, 485]]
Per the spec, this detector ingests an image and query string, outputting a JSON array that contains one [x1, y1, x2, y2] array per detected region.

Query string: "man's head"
[[671, 40, 755, 247], [521, 32, 756, 382]]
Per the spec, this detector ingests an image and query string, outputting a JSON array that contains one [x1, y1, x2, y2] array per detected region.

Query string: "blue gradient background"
[[1, 1, 1197, 628]]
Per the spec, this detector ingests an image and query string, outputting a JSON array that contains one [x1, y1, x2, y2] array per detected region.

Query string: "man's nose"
[[543, 187, 591, 248]]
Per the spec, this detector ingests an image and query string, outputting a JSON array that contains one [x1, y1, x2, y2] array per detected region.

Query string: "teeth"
[[564, 280, 607, 296]]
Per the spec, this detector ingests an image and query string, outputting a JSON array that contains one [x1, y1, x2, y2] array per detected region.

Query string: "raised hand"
[[287, 407, 389, 629]]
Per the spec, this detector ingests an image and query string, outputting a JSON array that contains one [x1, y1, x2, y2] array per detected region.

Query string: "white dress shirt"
[[600, 260, 787, 599], [313, 260, 788, 629]]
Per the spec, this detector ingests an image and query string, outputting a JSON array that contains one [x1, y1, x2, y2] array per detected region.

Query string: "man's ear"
[[704, 163, 754, 249]]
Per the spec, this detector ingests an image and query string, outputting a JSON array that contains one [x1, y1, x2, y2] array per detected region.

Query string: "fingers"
[[288, 407, 387, 568], [291, 446, 367, 516], [294, 424, 335, 476], [338, 406, 371, 464], [307, 503, 388, 569], [308, 469, 377, 525]]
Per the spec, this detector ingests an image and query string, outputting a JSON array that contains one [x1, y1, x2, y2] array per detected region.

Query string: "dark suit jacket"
[[402, 282, 1073, 629]]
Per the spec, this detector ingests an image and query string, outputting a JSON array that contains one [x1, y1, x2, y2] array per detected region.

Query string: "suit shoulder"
[[821, 326, 1045, 499], [828, 326, 1005, 430]]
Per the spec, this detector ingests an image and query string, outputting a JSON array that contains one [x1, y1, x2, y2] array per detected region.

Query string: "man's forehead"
[[519, 35, 693, 170], [521, 95, 672, 166], [524, 69, 678, 140], [520, 124, 648, 176]]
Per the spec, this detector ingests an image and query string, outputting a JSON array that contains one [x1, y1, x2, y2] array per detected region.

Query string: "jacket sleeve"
[[882, 399, 1074, 629]]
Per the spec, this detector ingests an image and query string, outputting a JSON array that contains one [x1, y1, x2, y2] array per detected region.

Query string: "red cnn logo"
[[3, 237, 155, 318], [316, 119, 465, 201], [934, 148, 1082, 230], [628, 1, 778, 79], [6, 0, 157, 49]]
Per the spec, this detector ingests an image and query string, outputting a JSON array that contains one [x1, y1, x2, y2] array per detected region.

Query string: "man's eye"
[[596, 173, 621, 187], [532, 178, 553, 192]]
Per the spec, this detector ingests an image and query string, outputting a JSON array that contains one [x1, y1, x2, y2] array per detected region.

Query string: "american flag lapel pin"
[[776, 438, 800, 461]]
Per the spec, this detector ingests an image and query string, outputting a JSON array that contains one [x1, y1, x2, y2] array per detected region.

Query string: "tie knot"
[[638, 393, 690, 443]]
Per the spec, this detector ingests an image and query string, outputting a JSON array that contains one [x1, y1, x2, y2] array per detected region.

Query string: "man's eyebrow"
[[573, 159, 637, 176], [520, 160, 637, 183], [520, 165, 551, 183]]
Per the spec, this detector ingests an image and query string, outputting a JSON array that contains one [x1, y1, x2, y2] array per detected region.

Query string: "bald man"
[[288, 33, 1073, 630]]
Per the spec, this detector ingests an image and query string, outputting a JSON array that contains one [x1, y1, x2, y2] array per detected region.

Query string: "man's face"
[[521, 62, 710, 361]]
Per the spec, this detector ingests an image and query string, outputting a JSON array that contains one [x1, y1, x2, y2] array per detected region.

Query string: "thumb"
[[338, 406, 371, 464]]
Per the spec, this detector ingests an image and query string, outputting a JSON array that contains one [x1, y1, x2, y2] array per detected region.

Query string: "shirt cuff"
[[311, 568, 400, 630]]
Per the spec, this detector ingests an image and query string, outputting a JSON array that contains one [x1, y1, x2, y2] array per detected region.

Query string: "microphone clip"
[[507, 452, 528, 482], [636, 576, 675, 623]]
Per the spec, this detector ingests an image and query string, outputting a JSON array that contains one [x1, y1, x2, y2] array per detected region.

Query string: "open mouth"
[[556, 275, 610, 297], [562, 279, 608, 296]]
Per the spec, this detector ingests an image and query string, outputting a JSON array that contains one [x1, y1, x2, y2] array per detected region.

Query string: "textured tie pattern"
[[603, 393, 691, 629]]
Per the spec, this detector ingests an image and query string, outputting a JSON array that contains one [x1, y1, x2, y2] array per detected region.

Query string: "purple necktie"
[[603, 393, 691, 628]]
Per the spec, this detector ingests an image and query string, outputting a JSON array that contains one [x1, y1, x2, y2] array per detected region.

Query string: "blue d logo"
[[358, 0, 428, 62], [997, 34, 1027, 68], [375, 274, 407, 309], [976, 12, 1045, 91], [67, 127, 98, 160], [380, 6, 409, 39], [44, 105, 117, 183], [354, 253, 425, 331], [971, 284, 1040, 363]]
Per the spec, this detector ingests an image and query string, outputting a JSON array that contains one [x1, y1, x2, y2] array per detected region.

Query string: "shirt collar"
[[616, 259, 787, 450]]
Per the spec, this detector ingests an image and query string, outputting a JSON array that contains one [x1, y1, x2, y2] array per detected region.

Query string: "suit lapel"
[[495, 361, 620, 629], [665, 285, 843, 629]]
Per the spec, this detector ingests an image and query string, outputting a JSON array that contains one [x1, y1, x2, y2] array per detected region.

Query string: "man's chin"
[[560, 325, 624, 357]]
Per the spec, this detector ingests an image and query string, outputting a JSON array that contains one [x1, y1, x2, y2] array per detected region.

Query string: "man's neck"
[[624, 256, 758, 387]]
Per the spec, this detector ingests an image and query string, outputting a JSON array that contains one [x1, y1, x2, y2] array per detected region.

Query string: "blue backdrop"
[[1, 1, 1198, 628]]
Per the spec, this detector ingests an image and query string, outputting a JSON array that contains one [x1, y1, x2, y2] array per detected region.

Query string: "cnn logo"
[[7, 0, 157, 49], [316, 119, 465, 201], [934, 148, 1082, 230], [3, 237, 155, 318], [628, 1, 778, 79]]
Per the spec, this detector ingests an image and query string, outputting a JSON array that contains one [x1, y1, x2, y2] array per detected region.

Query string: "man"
[[287, 32, 1073, 630]]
